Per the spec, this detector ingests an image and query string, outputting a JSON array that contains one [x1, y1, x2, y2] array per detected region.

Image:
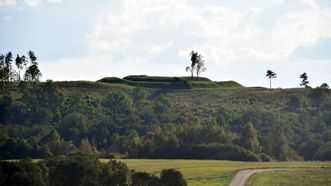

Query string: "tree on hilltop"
[[15, 55, 27, 81], [0, 52, 16, 86], [186, 51, 206, 79], [299, 72, 309, 87], [266, 70, 277, 89], [320, 83, 329, 89], [24, 50, 42, 82], [0, 54, 5, 86], [28, 50, 37, 65], [1, 51, 41, 85]]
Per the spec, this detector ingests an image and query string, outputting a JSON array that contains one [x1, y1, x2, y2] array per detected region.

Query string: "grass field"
[[247, 169, 331, 186], [105, 159, 331, 186]]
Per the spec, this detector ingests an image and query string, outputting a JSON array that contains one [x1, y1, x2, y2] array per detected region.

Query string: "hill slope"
[[0, 78, 330, 161]]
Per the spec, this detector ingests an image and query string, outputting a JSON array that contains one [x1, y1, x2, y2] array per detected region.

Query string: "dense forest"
[[0, 51, 331, 162], [1, 79, 330, 161]]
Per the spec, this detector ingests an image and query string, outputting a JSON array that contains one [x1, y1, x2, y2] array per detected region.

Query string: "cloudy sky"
[[1, 0, 331, 88]]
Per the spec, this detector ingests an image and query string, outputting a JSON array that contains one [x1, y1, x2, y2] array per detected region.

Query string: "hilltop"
[[98, 75, 243, 89]]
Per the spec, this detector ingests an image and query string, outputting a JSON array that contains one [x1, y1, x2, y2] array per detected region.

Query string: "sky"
[[1, 0, 331, 88]]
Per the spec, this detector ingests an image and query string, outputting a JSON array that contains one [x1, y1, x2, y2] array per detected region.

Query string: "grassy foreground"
[[247, 169, 331, 186], [104, 159, 331, 186]]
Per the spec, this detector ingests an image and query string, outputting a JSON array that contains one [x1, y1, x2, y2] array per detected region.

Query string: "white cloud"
[[0, 0, 62, 7], [42, 0, 331, 87], [301, 0, 319, 9], [85, 0, 331, 65], [46, 0, 62, 4], [271, 0, 284, 4], [23, 0, 42, 7], [0, 0, 16, 7], [267, 8, 331, 58]]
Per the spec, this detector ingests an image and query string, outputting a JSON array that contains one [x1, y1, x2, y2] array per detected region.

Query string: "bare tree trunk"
[[269, 78, 272, 89]]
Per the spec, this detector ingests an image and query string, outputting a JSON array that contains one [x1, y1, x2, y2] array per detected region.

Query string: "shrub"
[[0, 158, 47, 186], [131, 171, 161, 186], [160, 169, 187, 186], [99, 160, 129, 186], [259, 153, 273, 162]]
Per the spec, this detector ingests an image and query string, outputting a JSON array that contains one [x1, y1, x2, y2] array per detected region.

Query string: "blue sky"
[[1, 0, 331, 88]]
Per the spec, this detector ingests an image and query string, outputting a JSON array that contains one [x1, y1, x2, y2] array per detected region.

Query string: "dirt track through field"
[[228, 167, 326, 186]]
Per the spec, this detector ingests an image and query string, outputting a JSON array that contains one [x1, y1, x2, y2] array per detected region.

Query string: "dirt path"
[[228, 168, 322, 186], [228, 169, 271, 186]]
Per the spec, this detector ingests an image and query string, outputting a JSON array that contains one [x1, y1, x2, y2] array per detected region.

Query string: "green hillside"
[[0, 77, 330, 162]]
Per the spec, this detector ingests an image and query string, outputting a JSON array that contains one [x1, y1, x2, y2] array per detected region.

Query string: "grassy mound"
[[97, 77, 136, 86], [98, 76, 192, 89], [217, 81, 243, 88], [181, 76, 212, 82], [123, 75, 212, 82], [98, 76, 243, 89], [123, 75, 186, 82]]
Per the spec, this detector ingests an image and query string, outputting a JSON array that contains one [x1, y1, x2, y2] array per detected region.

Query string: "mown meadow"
[[116, 159, 331, 186], [247, 169, 331, 186]]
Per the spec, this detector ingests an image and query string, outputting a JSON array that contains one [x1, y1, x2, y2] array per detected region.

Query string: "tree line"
[[266, 70, 329, 89], [185, 51, 329, 89], [0, 154, 187, 186], [0, 51, 42, 87]]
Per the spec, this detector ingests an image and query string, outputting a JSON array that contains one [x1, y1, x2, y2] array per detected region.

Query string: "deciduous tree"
[[186, 51, 206, 79], [268, 126, 289, 161], [160, 169, 187, 186], [240, 122, 261, 153]]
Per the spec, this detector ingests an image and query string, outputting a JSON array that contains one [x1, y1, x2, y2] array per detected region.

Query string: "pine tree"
[[24, 51, 42, 82], [15, 55, 27, 81], [300, 72, 309, 87], [266, 70, 277, 89]]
